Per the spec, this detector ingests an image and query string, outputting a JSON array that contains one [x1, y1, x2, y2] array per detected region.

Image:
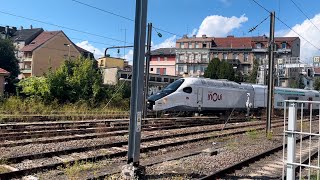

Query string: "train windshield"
[[148, 79, 185, 101], [162, 79, 185, 92]]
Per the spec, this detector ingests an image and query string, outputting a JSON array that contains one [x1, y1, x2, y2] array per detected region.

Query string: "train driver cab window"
[[183, 87, 192, 94]]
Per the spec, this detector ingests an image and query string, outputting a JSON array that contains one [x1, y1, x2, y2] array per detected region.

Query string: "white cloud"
[[76, 41, 104, 59], [284, 13, 320, 63], [122, 49, 134, 65], [188, 28, 198, 37], [275, 29, 291, 37], [152, 35, 176, 50], [196, 14, 248, 37]]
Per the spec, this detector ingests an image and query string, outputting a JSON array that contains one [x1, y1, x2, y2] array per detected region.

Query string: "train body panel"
[[147, 77, 320, 113]]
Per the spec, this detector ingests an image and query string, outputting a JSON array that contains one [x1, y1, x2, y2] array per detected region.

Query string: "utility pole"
[[122, 0, 148, 178], [144, 23, 152, 118], [266, 11, 275, 135]]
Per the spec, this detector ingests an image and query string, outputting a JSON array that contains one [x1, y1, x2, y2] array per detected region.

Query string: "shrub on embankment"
[[0, 57, 131, 116]]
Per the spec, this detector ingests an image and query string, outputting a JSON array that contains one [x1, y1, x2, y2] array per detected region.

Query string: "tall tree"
[[204, 58, 220, 79], [314, 77, 320, 90], [246, 59, 259, 83], [0, 39, 20, 94], [204, 58, 238, 81]]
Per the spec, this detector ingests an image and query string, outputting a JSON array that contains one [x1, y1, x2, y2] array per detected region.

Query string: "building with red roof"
[[19, 30, 93, 78], [174, 34, 300, 76]]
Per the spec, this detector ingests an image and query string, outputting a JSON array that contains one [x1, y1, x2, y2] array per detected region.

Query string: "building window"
[[244, 53, 249, 62], [164, 78, 169, 82], [195, 42, 199, 48], [243, 66, 249, 74], [180, 42, 185, 48], [201, 54, 208, 62], [194, 54, 200, 61], [223, 53, 228, 60], [120, 74, 127, 79], [188, 54, 193, 63], [178, 65, 184, 73], [256, 43, 262, 49], [188, 42, 192, 48], [282, 42, 287, 49], [233, 53, 239, 59], [156, 68, 160, 74], [150, 68, 153, 71], [202, 43, 207, 48], [150, 77, 155, 81], [214, 53, 218, 58], [179, 54, 185, 62], [157, 57, 160, 61], [163, 68, 166, 75], [164, 57, 167, 61], [156, 77, 162, 82], [200, 66, 206, 73], [170, 79, 175, 83]]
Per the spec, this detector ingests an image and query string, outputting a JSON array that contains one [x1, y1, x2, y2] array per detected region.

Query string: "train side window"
[[183, 87, 192, 94]]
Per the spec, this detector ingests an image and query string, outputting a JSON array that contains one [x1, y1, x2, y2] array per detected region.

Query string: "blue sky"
[[1, 0, 320, 62]]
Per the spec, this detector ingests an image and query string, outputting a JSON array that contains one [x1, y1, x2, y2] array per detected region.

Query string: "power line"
[[71, 0, 134, 22], [289, 0, 320, 34], [249, 15, 269, 33], [71, 0, 183, 38], [250, 0, 320, 51], [0, 10, 128, 44]]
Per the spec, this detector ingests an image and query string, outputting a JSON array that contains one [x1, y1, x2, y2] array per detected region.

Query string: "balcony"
[[252, 48, 268, 52], [276, 48, 291, 53], [21, 69, 32, 74], [23, 57, 33, 62]]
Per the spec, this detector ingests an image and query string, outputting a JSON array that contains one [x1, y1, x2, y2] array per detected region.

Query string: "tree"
[[204, 58, 220, 79], [246, 59, 259, 83], [314, 77, 320, 90], [0, 39, 20, 94], [289, 76, 305, 89], [204, 58, 237, 81], [19, 57, 106, 104]]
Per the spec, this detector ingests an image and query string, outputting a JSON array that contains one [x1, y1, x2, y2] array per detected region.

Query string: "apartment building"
[[175, 35, 300, 76], [19, 31, 92, 78], [150, 48, 176, 76]]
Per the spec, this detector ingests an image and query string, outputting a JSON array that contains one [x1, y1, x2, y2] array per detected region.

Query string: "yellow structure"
[[97, 57, 125, 69], [20, 31, 92, 78]]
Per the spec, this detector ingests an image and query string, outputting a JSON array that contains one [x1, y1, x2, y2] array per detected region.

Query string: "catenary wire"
[[0, 10, 129, 44], [70, 0, 183, 38], [250, 0, 320, 51], [289, 0, 320, 34]]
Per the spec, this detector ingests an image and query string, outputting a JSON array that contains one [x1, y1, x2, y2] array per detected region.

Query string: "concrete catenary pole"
[[266, 11, 275, 134], [127, 0, 148, 169], [144, 23, 152, 118]]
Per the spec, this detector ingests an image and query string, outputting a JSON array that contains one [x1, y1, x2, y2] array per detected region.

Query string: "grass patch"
[[58, 161, 101, 180], [246, 129, 258, 139], [0, 166, 10, 173]]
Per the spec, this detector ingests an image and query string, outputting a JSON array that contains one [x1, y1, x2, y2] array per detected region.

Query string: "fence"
[[283, 100, 320, 180]]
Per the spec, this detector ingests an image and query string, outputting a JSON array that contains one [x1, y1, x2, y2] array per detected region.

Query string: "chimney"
[[20, 26, 23, 30], [183, 34, 188, 39], [30, 25, 33, 29], [202, 34, 206, 38]]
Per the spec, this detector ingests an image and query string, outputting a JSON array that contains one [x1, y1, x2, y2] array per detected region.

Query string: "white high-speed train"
[[147, 77, 320, 113]]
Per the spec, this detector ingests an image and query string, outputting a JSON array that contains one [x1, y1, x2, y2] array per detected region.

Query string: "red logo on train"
[[208, 92, 222, 102]]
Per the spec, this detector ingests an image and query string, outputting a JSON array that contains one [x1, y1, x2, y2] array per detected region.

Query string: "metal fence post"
[[286, 102, 297, 180]]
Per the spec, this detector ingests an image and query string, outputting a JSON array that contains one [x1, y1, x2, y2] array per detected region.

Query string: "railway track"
[[0, 118, 283, 179], [0, 117, 257, 141], [200, 133, 319, 179]]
